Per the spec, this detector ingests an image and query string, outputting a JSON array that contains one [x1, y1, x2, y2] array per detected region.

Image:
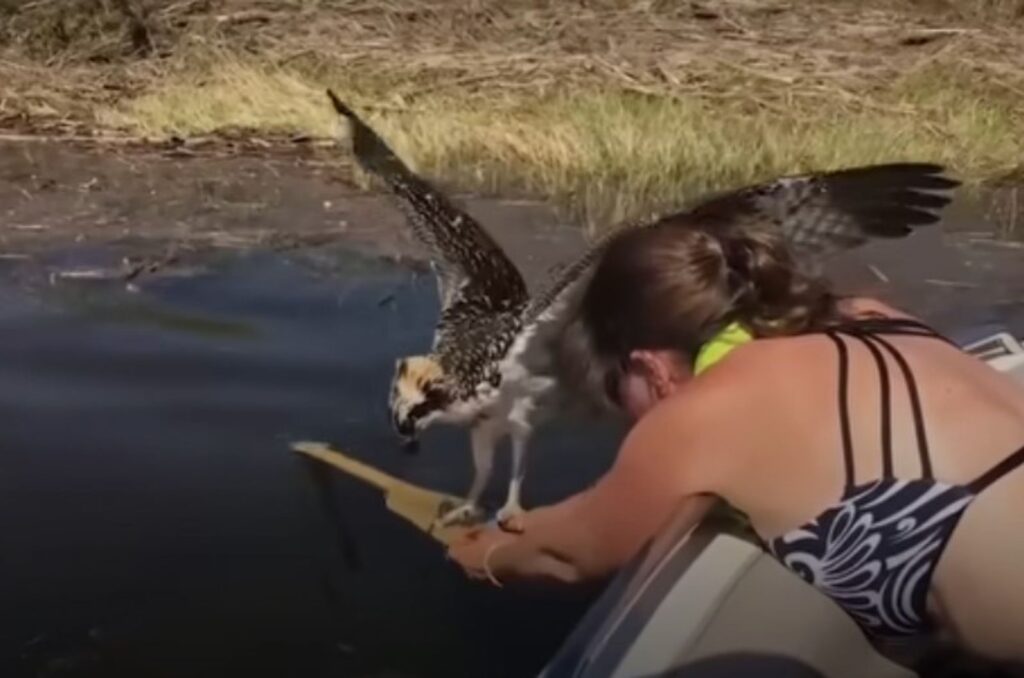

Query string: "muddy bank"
[[0, 140, 586, 279], [1, 139, 1023, 333]]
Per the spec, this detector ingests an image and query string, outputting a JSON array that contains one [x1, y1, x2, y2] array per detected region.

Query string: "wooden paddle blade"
[[291, 440, 475, 545], [292, 441, 398, 492]]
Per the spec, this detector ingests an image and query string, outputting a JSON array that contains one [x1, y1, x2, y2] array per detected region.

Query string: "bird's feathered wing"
[[326, 90, 529, 357], [326, 87, 959, 408], [678, 162, 960, 265], [507, 162, 960, 413]]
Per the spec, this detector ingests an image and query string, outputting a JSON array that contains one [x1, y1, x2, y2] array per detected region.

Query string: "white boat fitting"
[[540, 326, 1024, 678]]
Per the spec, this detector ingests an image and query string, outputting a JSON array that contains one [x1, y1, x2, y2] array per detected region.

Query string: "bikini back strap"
[[824, 330, 857, 485], [967, 444, 1024, 494], [830, 316, 954, 345], [857, 334, 896, 479], [863, 333, 935, 479]]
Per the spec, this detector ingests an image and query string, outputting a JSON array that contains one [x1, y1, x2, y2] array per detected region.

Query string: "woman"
[[447, 221, 1024, 669]]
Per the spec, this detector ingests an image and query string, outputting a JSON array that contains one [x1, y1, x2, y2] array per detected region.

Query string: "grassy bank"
[[2, 0, 1023, 228]]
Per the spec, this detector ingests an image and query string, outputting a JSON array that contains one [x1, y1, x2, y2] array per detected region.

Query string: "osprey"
[[326, 89, 959, 531]]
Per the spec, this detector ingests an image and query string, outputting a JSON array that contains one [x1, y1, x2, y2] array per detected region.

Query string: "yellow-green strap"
[[693, 321, 754, 375]]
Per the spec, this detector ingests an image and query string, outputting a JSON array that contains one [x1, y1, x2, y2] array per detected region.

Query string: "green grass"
[[3, 1, 1024, 229], [98, 58, 1023, 229]]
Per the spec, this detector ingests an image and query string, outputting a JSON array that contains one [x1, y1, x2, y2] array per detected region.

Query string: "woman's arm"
[[447, 394, 719, 585]]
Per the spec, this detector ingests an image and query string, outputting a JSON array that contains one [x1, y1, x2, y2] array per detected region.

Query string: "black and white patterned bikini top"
[[764, 317, 1024, 641]]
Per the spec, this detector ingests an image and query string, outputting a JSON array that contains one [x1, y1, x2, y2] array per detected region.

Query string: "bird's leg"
[[497, 399, 537, 533], [496, 426, 530, 533], [435, 421, 499, 528]]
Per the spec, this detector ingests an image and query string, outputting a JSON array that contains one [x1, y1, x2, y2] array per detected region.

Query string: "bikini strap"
[[967, 444, 1024, 494], [863, 334, 935, 479], [831, 316, 954, 344], [857, 334, 896, 480], [825, 330, 857, 485], [824, 314, 1022, 493], [827, 317, 942, 483]]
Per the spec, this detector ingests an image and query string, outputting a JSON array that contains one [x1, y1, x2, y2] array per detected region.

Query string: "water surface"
[[3, 143, 1024, 678], [0, 245, 621, 678]]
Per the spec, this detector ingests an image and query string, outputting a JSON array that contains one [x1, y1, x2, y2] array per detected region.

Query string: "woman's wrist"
[[482, 533, 540, 584]]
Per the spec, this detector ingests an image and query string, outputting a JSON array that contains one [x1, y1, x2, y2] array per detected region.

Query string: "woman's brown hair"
[[581, 221, 840, 364]]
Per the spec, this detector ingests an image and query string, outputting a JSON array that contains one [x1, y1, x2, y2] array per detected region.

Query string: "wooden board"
[[291, 440, 476, 546]]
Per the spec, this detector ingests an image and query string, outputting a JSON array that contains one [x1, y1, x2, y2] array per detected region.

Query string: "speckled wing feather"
[[674, 162, 960, 263], [326, 90, 529, 332], [517, 162, 958, 344], [504, 162, 958, 414]]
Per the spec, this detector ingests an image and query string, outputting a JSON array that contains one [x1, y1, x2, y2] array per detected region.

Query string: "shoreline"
[[2, 1, 1022, 228]]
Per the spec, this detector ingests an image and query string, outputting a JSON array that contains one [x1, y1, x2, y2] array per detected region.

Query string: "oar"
[[291, 441, 475, 546]]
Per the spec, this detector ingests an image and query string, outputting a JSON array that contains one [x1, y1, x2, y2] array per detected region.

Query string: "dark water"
[[0, 244, 621, 678], [826, 222, 1024, 337], [2, 198, 1023, 678]]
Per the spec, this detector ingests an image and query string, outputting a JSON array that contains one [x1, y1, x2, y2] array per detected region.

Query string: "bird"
[[324, 88, 960, 532]]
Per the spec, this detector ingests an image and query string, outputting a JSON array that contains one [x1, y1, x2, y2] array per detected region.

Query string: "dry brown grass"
[[2, 0, 1023, 228]]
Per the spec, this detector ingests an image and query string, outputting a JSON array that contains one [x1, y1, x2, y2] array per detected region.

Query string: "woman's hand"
[[447, 525, 518, 586]]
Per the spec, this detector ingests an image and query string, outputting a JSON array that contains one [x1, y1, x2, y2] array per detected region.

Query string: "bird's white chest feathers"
[[437, 362, 553, 430], [434, 380, 506, 426], [500, 349, 558, 399]]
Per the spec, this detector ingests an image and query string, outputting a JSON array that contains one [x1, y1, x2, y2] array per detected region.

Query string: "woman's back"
[[705, 316, 1024, 664]]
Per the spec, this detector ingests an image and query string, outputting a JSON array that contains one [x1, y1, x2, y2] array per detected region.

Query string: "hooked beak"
[[392, 412, 419, 454]]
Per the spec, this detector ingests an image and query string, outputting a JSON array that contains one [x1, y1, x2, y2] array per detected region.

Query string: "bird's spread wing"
[[326, 90, 529, 335], [501, 226, 634, 415], [503, 162, 958, 413], [518, 161, 958, 343], [674, 162, 960, 263]]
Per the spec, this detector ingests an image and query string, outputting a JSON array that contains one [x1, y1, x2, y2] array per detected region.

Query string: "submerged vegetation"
[[2, 0, 1023, 227]]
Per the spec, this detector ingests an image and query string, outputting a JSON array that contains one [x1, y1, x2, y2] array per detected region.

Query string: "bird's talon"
[[434, 502, 485, 529]]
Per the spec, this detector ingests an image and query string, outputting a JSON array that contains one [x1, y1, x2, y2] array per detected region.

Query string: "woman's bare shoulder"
[[634, 346, 793, 448]]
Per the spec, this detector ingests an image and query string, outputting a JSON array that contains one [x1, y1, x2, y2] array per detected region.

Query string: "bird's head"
[[388, 355, 454, 451]]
